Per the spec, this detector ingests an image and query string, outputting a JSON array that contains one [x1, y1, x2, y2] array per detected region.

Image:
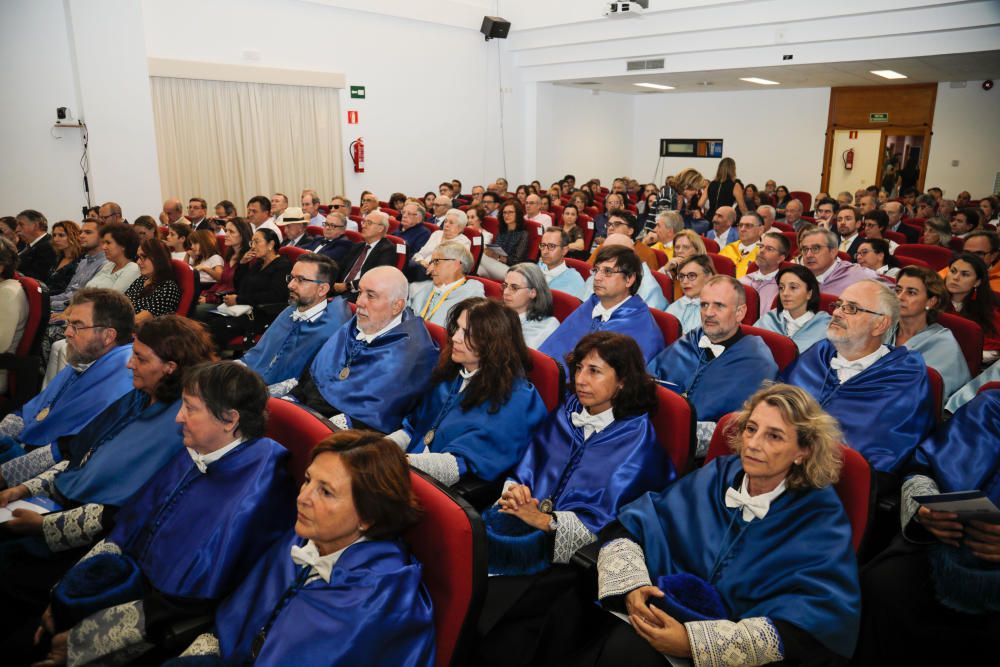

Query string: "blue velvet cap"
[[651, 573, 729, 623], [52, 553, 146, 631], [482, 506, 552, 576]]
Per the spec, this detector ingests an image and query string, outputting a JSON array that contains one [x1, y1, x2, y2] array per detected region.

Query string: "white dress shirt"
[[591, 296, 628, 322], [186, 437, 245, 473]]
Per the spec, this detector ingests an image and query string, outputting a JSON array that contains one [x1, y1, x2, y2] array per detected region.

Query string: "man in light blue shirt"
[[538, 227, 586, 300], [706, 206, 739, 246]]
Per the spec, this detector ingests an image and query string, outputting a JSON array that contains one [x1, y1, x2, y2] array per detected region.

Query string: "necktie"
[[725, 486, 773, 521], [345, 245, 371, 282], [290, 542, 332, 583], [698, 335, 725, 359]]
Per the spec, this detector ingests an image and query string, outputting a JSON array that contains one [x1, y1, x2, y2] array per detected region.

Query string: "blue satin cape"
[[511, 395, 674, 534], [910, 390, 1000, 503], [308, 310, 439, 433], [756, 310, 832, 354], [106, 437, 295, 600], [889, 323, 971, 400], [54, 390, 183, 507], [780, 340, 933, 473], [241, 300, 352, 384], [648, 329, 778, 421], [665, 298, 702, 334], [539, 294, 665, 366], [17, 344, 134, 446], [214, 534, 435, 667], [618, 456, 860, 657], [404, 376, 548, 481]]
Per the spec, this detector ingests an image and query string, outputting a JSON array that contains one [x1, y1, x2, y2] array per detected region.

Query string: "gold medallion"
[[539, 498, 554, 514], [35, 406, 50, 421], [338, 366, 350, 380], [423, 429, 435, 446]]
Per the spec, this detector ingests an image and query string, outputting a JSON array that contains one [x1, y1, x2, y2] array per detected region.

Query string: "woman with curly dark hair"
[[124, 238, 181, 324], [388, 297, 548, 487]]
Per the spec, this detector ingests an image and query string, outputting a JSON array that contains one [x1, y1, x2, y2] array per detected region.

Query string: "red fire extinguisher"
[[842, 148, 854, 170], [350, 137, 365, 173]]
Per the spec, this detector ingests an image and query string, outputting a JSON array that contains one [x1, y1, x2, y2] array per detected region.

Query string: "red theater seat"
[[524, 220, 543, 261], [564, 257, 591, 281], [277, 246, 308, 264], [462, 228, 484, 273], [650, 309, 682, 347], [708, 253, 736, 277], [927, 366, 944, 423], [740, 324, 797, 372], [551, 289, 582, 323], [386, 234, 409, 271], [265, 397, 336, 484], [170, 259, 196, 316], [0, 275, 49, 410], [895, 244, 954, 271], [424, 320, 449, 350], [468, 275, 503, 301], [742, 285, 759, 325], [700, 237, 720, 253], [527, 349, 563, 412], [652, 384, 695, 475], [936, 312, 983, 377]]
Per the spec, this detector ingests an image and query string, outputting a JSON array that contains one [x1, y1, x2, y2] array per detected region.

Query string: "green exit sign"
[[350, 86, 366, 99], [869, 112, 889, 123]]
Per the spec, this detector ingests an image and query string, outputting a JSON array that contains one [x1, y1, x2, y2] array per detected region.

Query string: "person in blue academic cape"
[[473, 332, 675, 667], [781, 280, 934, 476], [28, 362, 296, 667], [0, 316, 217, 655], [167, 431, 436, 667], [389, 298, 548, 487], [886, 265, 971, 400], [649, 275, 778, 455], [945, 357, 1000, 414], [577, 384, 860, 667], [856, 389, 1000, 664], [239, 253, 352, 388], [283, 266, 439, 433], [581, 233, 668, 312], [0, 289, 135, 466], [540, 244, 664, 367], [755, 264, 832, 353], [664, 254, 715, 334]]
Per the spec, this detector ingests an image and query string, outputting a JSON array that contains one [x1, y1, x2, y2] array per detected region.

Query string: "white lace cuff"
[[408, 452, 461, 486], [268, 377, 299, 397], [686, 617, 784, 667], [68, 600, 151, 667], [21, 459, 70, 498], [696, 421, 718, 458], [552, 510, 596, 563], [901, 474, 940, 539], [386, 429, 411, 449], [43, 503, 106, 552], [79, 538, 123, 562], [2, 444, 56, 487], [597, 538, 652, 599], [0, 413, 24, 439], [180, 632, 221, 657]]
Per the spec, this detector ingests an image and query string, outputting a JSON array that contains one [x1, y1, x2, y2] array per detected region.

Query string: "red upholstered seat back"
[[650, 309, 682, 347], [578, 214, 595, 250], [306, 225, 324, 237], [424, 320, 449, 350], [1, 275, 48, 406], [405, 471, 486, 667], [564, 257, 591, 281], [170, 260, 196, 316], [927, 366, 944, 424], [344, 230, 364, 244], [461, 228, 484, 273], [741, 284, 759, 325], [650, 248, 668, 268], [789, 191, 812, 211], [550, 289, 582, 323], [700, 237, 720, 253], [524, 220, 543, 261], [422, 222, 439, 234], [14, 275, 45, 357], [265, 397, 335, 485], [739, 324, 797, 372], [650, 271, 673, 304], [979, 382, 1000, 395], [277, 246, 307, 264], [705, 414, 873, 553], [467, 275, 503, 301], [895, 244, 954, 271], [481, 217, 499, 239], [781, 231, 798, 256], [708, 252, 735, 276], [652, 385, 695, 475], [527, 349, 563, 412], [385, 234, 409, 271], [936, 312, 983, 377]]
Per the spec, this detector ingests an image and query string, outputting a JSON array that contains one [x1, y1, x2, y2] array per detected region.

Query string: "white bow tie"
[[698, 335, 725, 358], [187, 449, 211, 474], [570, 410, 610, 439], [725, 486, 773, 521], [676, 296, 698, 307], [291, 311, 310, 322], [290, 542, 332, 583], [829, 356, 863, 372]]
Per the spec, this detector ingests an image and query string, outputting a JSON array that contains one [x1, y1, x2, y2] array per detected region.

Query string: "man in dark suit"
[[15, 209, 56, 281], [884, 201, 920, 243], [277, 207, 316, 250], [187, 197, 215, 231], [312, 211, 355, 266], [333, 210, 397, 302], [836, 205, 865, 261]]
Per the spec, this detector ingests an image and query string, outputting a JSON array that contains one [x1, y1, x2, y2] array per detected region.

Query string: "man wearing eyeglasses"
[[300, 192, 326, 227], [333, 211, 397, 302], [800, 228, 879, 296], [648, 275, 778, 456], [581, 234, 666, 310], [586, 210, 659, 273], [719, 211, 765, 278], [781, 280, 933, 477], [395, 201, 431, 262], [740, 231, 790, 320], [0, 289, 134, 480], [540, 245, 664, 366], [311, 212, 354, 265], [406, 242, 483, 327], [538, 227, 585, 300], [240, 254, 351, 391]]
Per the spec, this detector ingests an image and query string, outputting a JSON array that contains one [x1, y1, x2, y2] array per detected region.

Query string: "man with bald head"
[[161, 198, 187, 226], [98, 202, 124, 226], [781, 280, 934, 475], [524, 194, 552, 227], [883, 200, 920, 242], [706, 206, 738, 246], [581, 233, 666, 309], [287, 266, 439, 433], [648, 275, 778, 454]]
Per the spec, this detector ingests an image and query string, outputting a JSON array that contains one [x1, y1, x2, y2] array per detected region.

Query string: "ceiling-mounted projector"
[[606, 1, 647, 18]]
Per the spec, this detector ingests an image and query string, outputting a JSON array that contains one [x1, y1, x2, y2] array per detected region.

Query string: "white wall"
[[628, 87, 831, 193], [925, 83, 1000, 198]]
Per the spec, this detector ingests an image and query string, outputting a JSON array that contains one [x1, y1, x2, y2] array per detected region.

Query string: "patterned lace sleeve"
[[408, 452, 461, 487], [0, 413, 24, 439], [552, 510, 597, 564], [2, 444, 57, 487], [21, 459, 70, 497], [695, 421, 718, 458], [67, 600, 153, 667], [42, 503, 108, 552], [79, 538, 123, 562], [597, 538, 652, 599], [268, 377, 299, 398], [686, 617, 784, 667], [901, 474, 940, 541], [180, 632, 221, 657]]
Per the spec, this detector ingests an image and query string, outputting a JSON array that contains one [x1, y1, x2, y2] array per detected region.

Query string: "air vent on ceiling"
[[626, 58, 665, 72], [949, 81, 967, 88], [574, 81, 600, 86]]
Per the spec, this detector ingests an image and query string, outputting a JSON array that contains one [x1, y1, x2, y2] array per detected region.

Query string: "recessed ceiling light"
[[634, 82, 675, 90], [870, 69, 907, 79], [740, 77, 780, 85]]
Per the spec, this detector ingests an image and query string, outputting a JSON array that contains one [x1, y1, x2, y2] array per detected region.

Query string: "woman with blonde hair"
[[660, 229, 707, 300], [45, 221, 83, 294]]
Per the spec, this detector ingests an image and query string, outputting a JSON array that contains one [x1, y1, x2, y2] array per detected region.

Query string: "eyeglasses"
[[677, 272, 704, 282], [593, 267, 626, 278], [324, 223, 346, 229], [429, 258, 458, 266], [330, 204, 343, 209], [501, 282, 530, 292], [855, 248, 873, 257], [361, 221, 382, 227], [538, 242, 564, 251], [830, 300, 885, 317], [799, 244, 830, 255], [66, 321, 106, 333], [606, 221, 631, 231], [136, 253, 148, 261], [286, 274, 326, 285]]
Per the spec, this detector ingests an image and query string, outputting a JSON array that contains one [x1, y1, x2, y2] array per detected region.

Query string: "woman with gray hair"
[[503, 263, 560, 349], [411, 208, 471, 269], [921, 217, 952, 248]]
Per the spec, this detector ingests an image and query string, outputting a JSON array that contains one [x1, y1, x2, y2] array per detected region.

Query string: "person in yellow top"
[[643, 210, 684, 263], [937, 230, 1000, 292], [718, 211, 765, 278]]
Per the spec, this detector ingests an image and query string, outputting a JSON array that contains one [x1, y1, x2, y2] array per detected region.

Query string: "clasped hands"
[[625, 586, 692, 657], [0, 484, 44, 534], [32, 606, 68, 667], [917, 506, 1000, 562], [497, 484, 553, 532]]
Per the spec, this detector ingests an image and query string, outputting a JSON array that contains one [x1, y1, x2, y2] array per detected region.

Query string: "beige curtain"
[[150, 76, 343, 213]]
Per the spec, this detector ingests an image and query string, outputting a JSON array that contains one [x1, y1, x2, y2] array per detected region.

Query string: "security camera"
[[56, 107, 68, 121]]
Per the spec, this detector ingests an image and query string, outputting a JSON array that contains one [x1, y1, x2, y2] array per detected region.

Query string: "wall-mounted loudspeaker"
[[481, 16, 510, 41]]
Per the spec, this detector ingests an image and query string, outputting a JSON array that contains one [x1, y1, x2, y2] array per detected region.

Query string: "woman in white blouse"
[[503, 263, 560, 349], [0, 238, 28, 395], [85, 223, 139, 292]]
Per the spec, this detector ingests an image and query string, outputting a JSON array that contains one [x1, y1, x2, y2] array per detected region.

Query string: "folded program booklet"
[[0, 496, 62, 523], [913, 491, 1000, 523]]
